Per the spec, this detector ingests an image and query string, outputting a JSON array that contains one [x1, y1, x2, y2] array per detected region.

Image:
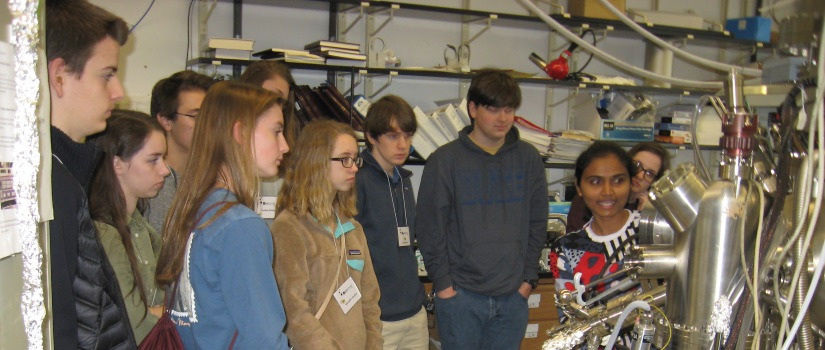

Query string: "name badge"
[[334, 277, 362, 314], [397, 226, 411, 247]]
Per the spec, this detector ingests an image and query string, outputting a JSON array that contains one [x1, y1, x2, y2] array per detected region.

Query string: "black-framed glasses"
[[175, 112, 198, 119], [633, 160, 658, 182], [331, 156, 363, 168]]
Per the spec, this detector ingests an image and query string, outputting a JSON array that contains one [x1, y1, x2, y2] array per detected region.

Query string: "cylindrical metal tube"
[[648, 163, 708, 233], [792, 154, 814, 350], [625, 246, 677, 279]]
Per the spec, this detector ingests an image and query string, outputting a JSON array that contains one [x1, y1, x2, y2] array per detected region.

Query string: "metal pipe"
[[792, 156, 815, 350]]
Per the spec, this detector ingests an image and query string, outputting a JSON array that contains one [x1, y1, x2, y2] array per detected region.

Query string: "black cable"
[[572, 29, 596, 75], [185, 0, 195, 69], [129, 0, 156, 33]]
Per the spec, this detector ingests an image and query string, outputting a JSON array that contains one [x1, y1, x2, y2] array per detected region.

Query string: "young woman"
[[154, 81, 290, 349], [271, 120, 383, 349], [89, 110, 169, 343], [566, 141, 669, 232], [239, 60, 298, 155], [551, 141, 640, 297]]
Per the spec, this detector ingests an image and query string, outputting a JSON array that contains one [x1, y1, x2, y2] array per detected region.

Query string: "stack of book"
[[253, 48, 324, 64], [514, 118, 592, 161], [293, 83, 365, 133], [654, 113, 693, 144], [410, 100, 472, 159], [304, 40, 367, 67], [204, 37, 254, 60]]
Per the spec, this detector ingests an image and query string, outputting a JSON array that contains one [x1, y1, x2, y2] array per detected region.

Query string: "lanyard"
[[384, 167, 408, 228], [316, 212, 351, 281]]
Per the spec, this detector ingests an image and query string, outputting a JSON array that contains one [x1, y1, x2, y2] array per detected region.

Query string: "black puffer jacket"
[[49, 126, 137, 350]]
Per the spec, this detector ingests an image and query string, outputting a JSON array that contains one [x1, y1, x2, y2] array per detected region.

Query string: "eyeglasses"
[[175, 112, 198, 119], [331, 156, 363, 168], [633, 160, 658, 182]]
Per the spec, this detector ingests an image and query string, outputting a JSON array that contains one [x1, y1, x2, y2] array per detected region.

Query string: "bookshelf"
[[187, 57, 715, 96]]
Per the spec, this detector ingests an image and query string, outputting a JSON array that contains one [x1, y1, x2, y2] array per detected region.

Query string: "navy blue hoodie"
[[416, 125, 548, 296], [355, 149, 427, 321]]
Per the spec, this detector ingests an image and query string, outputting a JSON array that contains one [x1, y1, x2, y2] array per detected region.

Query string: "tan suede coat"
[[271, 210, 383, 350]]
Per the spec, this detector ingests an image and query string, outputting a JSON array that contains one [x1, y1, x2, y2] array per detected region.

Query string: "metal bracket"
[[366, 71, 398, 98], [462, 14, 497, 45], [368, 4, 398, 36], [341, 71, 365, 96], [340, 2, 369, 35], [535, 0, 566, 16]]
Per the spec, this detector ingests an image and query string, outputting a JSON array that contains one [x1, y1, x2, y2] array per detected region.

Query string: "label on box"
[[528, 293, 541, 308], [525, 323, 539, 338]]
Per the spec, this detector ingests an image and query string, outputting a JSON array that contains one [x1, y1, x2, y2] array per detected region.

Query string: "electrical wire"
[[518, 0, 724, 89], [129, 0, 156, 32], [605, 301, 650, 350], [596, 0, 761, 76], [643, 295, 672, 349], [566, 29, 596, 81], [185, 0, 195, 69], [779, 13, 825, 349]]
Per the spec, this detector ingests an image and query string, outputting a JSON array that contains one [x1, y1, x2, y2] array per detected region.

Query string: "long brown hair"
[[239, 61, 298, 171], [277, 120, 358, 224], [155, 81, 283, 287], [89, 109, 164, 319]]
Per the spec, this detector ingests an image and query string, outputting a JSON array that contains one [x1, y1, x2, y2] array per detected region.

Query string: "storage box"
[[572, 93, 655, 141], [725, 17, 772, 43], [762, 56, 806, 83], [568, 0, 626, 20], [629, 9, 705, 30]]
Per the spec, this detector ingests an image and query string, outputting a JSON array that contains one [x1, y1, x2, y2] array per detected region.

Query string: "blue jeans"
[[434, 285, 528, 350]]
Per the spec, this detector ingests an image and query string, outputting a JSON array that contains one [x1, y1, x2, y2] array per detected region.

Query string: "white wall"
[[90, 0, 756, 198]]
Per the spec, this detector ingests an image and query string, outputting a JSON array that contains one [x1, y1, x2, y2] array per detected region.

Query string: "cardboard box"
[[568, 0, 626, 20], [725, 17, 771, 43]]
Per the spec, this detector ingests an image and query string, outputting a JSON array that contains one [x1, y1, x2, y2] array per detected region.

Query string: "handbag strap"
[[314, 229, 346, 319]]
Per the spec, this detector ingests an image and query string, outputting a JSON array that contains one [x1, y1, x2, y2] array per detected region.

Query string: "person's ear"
[[113, 156, 128, 175], [157, 114, 173, 131], [576, 182, 583, 197], [366, 133, 378, 146], [232, 121, 245, 145], [468, 101, 477, 120], [48, 58, 69, 98]]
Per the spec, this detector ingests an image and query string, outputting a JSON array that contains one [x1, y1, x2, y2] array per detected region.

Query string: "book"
[[321, 49, 367, 61], [659, 116, 693, 124], [269, 55, 326, 65], [657, 129, 691, 138], [204, 48, 251, 60], [253, 48, 322, 60], [308, 46, 362, 56], [208, 37, 254, 51], [325, 58, 367, 67], [322, 84, 365, 127], [304, 40, 360, 51], [654, 135, 688, 144], [654, 122, 691, 131]]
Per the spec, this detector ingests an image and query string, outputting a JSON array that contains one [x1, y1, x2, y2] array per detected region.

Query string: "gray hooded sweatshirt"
[[416, 125, 548, 296]]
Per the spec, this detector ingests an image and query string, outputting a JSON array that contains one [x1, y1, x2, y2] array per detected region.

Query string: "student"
[[416, 69, 549, 349], [154, 81, 290, 349], [551, 141, 640, 301], [355, 95, 428, 350], [45, 1, 136, 348], [272, 120, 383, 349], [145, 70, 215, 234], [566, 141, 669, 232], [239, 60, 297, 157], [89, 110, 169, 343]]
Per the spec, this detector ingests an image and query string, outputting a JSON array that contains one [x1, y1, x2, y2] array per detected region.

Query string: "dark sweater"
[[50, 126, 136, 349], [416, 126, 549, 296], [355, 149, 426, 321]]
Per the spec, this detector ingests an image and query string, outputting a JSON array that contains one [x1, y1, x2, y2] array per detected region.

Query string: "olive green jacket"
[[95, 211, 163, 344]]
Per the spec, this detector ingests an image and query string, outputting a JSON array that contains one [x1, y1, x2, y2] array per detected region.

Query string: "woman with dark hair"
[[89, 109, 169, 343], [565, 141, 670, 232], [550, 141, 641, 347]]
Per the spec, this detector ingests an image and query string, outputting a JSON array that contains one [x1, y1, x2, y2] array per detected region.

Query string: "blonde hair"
[[156, 81, 283, 287], [277, 120, 358, 223]]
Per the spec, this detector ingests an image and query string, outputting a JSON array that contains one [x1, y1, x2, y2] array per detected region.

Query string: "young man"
[[46, 0, 137, 348], [144, 70, 214, 233], [355, 95, 428, 350], [416, 70, 548, 349]]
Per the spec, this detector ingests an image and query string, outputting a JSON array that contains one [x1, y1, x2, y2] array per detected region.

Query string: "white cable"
[[596, 0, 761, 77], [518, 0, 724, 89], [741, 179, 764, 350], [780, 12, 825, 349], [604, 300, 651, 350]]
